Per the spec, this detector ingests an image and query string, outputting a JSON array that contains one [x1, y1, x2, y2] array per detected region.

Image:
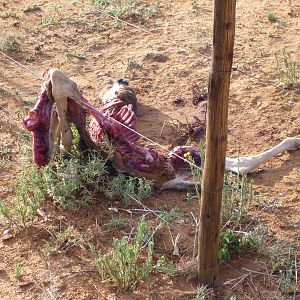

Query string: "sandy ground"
[[0, 0, 299, 299]]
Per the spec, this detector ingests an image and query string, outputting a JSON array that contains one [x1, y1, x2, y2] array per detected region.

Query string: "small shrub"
[[104, 173, 153, 205], [154, 255, 176, 275], [43, 226, 90, 256], [0, 31, 20, 52], [250, 227, 296, 294], [91, 0, 159, 23], [14, 263, 23, 279], [275, 49, 300, 89], [185, 141, 253, 226], [0, 166, 45, 227], [43, 151, 108, 210], [192, 285, 210, 300], [102, 215, 129, 231], [91, 218, 154, 290], [191, 0, 200, 11], [41, 14, 61, 26], [92, 0, 135, 19], [40, 5, 62, 25], [156, 208, 185, 225], [267, 12, 277, 23], [222, 172, 253, 225], [219, 229, 257, 261], [184, 140, 205, 198]]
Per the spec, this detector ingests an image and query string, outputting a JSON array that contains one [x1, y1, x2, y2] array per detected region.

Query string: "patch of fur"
[[101, 79, 138, 113]]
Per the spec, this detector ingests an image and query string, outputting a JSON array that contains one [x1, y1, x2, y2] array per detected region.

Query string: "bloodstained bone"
[[22, 88, 53, 166]]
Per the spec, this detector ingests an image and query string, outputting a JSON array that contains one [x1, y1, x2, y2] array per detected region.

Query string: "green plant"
[[0, 31, 20, 52], [184, 140, 205, 198], [267, 12, 277, 23], [131, 4, 159, 23], [104, 173, 153, 205], [0, 166, 45, 227], [156, 208, 185, 225], [192, 285, 210, 300], [191, 0, 199, 10], [275, 49, 299, 89], [41, 6, 62, 26], [250, 227, 297, 293], [91, 218, 155, 290], [268, 31, 275, 38], [222, 172, 253, 225], [186, 192, 197, 205], [43, 151, 107, 210], [92, 0, 135, 19], [41, 14, 61, 25], [91, 0, 158, 24], [102, 215, 129, 231], [43, 226, 90, 256], [154, 255, 176, 276], [219, 229, 241, 260], [219, 229, 257, 261], [14, 263, 23, 279], [126, 58, 142, 70]]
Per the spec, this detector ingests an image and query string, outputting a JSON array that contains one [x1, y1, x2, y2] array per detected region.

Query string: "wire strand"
[[108, 117, 204, 172], [0, 50, 43, 80], [122, 190, 195, 241]]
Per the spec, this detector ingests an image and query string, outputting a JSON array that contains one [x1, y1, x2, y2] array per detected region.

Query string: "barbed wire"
[[0, 50, 43, 80]]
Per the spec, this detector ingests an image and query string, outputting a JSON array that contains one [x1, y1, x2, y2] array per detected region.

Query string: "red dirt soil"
[[0, 0, 299, 299]]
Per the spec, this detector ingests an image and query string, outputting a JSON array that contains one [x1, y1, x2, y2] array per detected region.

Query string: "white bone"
[[225, 137, 300, 174]]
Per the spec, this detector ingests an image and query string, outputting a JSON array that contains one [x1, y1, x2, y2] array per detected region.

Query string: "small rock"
[[173, 98, 185, 107], [144, 52, 169, 62], [17, 281, 34, 288]]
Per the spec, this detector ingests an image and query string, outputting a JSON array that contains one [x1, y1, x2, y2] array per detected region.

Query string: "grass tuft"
[[91, 217, 154, 290], [0, 31, 21, 52], [267, 12, 277, 23], [275, 49, 300, 89], [104, 173, 153, 205], [0, 166, 45, 228], [91, 217, 175, 290], [43, 151, 108, 210], [91, 0, 159, 24]]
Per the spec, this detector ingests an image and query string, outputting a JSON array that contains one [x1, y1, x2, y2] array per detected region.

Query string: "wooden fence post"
[[197, 0, 236, 285]]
